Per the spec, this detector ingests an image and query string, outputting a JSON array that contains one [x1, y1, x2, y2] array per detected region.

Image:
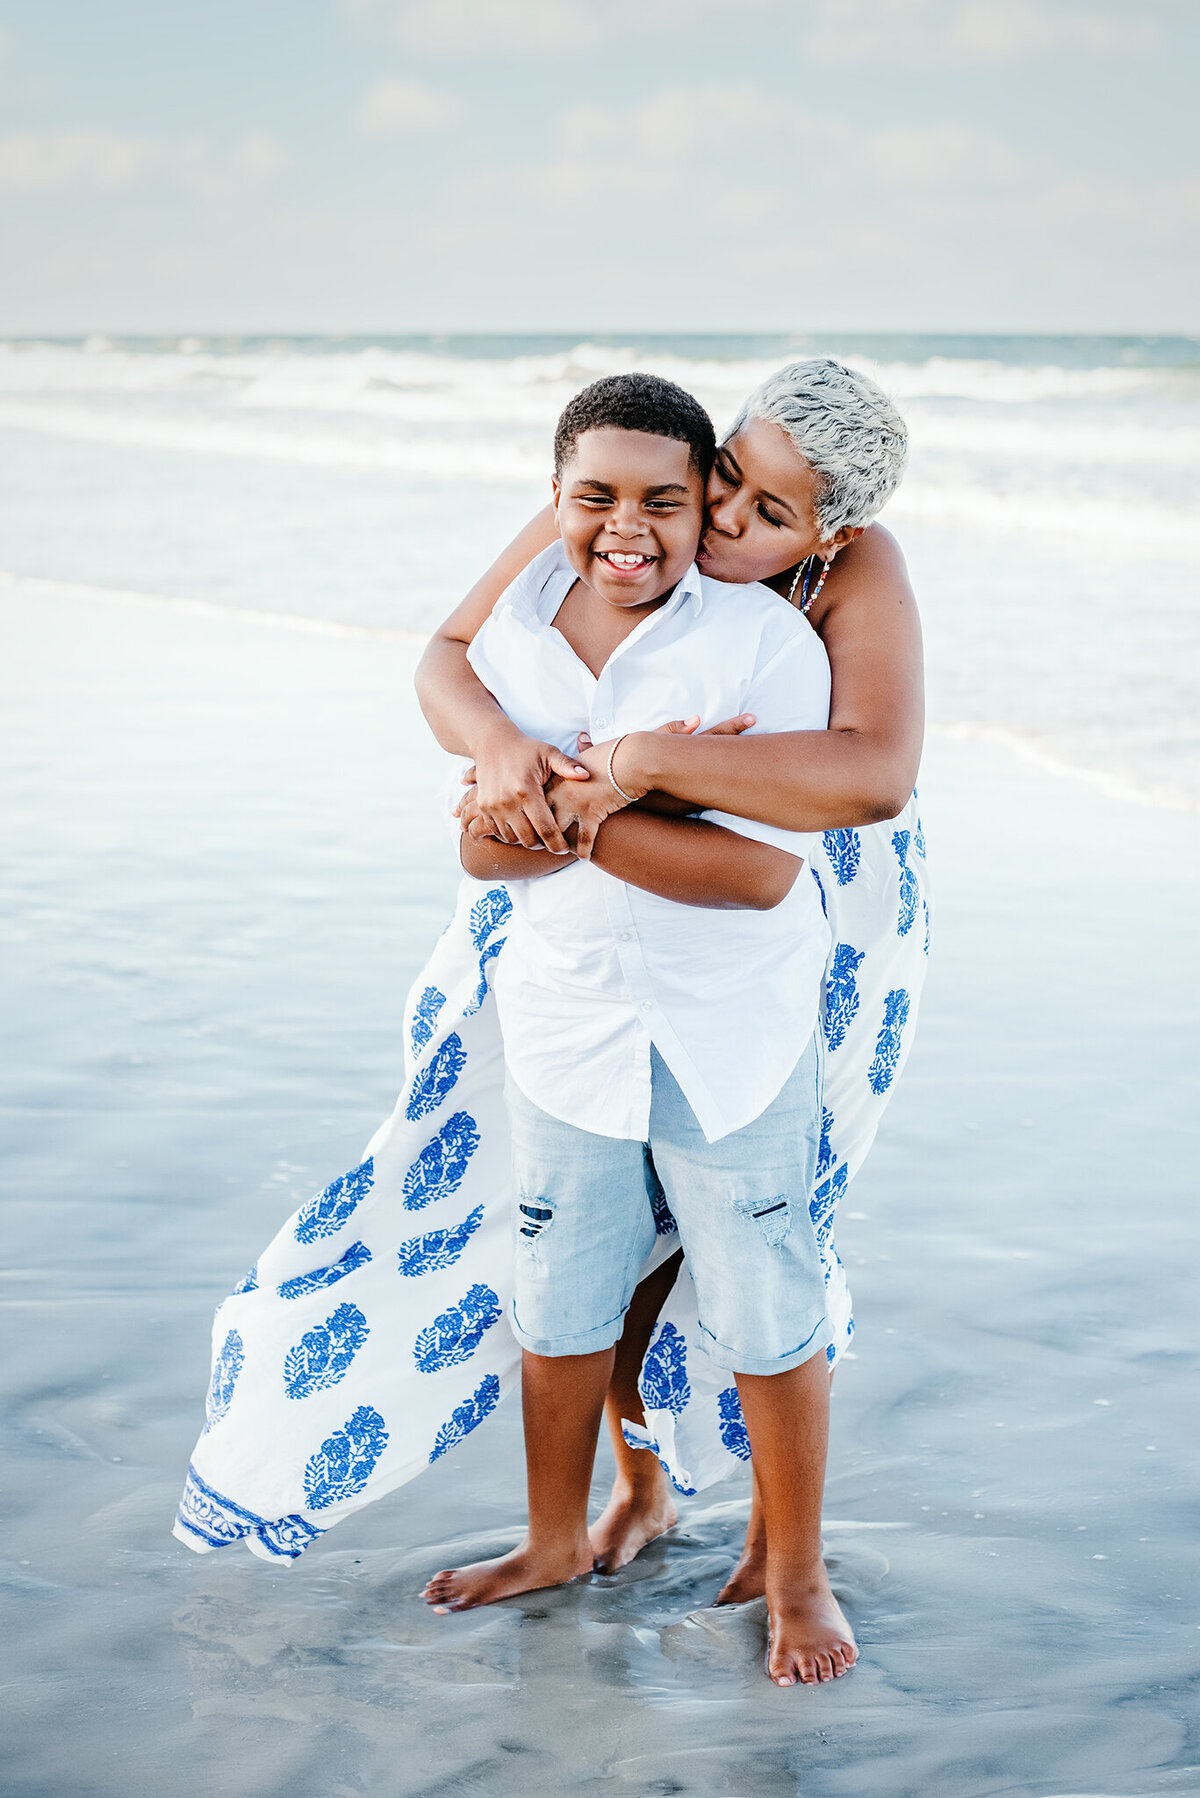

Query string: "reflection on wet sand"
[[2, 585, 1198, 1797]]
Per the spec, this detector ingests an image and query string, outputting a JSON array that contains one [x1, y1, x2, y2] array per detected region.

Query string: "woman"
[[174, 360, 929, 1676]]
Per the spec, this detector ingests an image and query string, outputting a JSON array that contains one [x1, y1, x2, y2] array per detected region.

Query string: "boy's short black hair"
[[553, 373, 716, 479]]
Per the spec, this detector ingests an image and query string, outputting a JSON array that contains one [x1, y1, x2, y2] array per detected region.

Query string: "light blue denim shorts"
[[505, 1037, 829, 1377]]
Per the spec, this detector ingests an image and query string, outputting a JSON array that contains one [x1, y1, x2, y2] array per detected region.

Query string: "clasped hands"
[[454, 712, 755, 862]]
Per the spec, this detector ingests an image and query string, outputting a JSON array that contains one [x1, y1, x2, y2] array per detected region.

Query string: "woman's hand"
[[548, 713, 757, 860], [454, 724, 589, 854]]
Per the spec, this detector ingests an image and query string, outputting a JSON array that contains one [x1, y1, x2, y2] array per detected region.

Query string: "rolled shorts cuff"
[[510, 1301, 627, 1359], [697, 1313, 832, 1377]]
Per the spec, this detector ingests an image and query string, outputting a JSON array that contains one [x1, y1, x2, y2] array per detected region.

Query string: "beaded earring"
[[802, 556, 833, 615], [786, 557, 811, 604]]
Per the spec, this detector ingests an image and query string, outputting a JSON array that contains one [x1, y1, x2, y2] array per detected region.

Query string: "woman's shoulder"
[[810, 524, 915, 632]]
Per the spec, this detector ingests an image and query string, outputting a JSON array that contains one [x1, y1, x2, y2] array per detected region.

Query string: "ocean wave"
[[4, 394, 1195, 547], [0, 337, 1186, 415], [887, 480, 1200, 548], [931, 723, 1200, 813], [0, 401, 552, 481]]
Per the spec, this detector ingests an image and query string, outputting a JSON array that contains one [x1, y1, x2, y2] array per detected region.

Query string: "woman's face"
[[697, 414, 830, 587]]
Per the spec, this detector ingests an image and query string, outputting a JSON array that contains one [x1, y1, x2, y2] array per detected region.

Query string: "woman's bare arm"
[[421, 512, 923, 849], [551, 526, 924, 844], [415, 504, 558, 756], [414, 504, 579, 852], [461, 810, 799, 911]]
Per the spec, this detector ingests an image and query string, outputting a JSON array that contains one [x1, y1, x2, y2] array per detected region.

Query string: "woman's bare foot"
[[589, 1482, 678, 1573], [713, 1525, 767, 1605], [765, 1561, 858, 1686], [423, 1536, 593, 1612]]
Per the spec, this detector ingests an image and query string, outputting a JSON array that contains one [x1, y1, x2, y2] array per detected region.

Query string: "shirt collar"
[[520, 540, 704, 625]]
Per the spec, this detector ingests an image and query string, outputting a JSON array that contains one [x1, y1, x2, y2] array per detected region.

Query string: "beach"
[[2, 335, 1199, 1796]]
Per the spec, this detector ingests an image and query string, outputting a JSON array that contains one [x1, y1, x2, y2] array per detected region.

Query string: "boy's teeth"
[[606, 553, 649, 566]]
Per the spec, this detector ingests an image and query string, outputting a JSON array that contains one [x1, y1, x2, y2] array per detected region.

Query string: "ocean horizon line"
[[3, 329, 1199, 370]]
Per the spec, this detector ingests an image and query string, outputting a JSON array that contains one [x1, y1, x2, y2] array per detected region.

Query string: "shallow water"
[[3, 572, 1199, 1796]]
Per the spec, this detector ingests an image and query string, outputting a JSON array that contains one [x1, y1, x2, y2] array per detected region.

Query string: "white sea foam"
[[931, 724, 1200, 814], [1, 333, 1196, 810]]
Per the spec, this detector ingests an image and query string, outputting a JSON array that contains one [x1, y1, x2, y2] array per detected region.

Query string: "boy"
[[423, 375, 856, 1686]]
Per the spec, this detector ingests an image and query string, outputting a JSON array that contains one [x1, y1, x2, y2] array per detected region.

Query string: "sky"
[[0, 0, 1196, 335]]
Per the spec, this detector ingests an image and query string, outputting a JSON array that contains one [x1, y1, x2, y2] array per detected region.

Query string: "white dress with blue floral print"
[[173, 804, 930, 1560]]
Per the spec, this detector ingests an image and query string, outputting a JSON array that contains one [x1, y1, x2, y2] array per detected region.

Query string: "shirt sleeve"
[[695, 619, 831, 860]]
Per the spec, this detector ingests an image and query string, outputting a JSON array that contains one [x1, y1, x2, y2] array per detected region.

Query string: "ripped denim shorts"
[[505, 1036, 829, 1376]]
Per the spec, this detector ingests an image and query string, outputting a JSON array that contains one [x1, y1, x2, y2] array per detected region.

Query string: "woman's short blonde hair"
[[728, 356, 908, 538]]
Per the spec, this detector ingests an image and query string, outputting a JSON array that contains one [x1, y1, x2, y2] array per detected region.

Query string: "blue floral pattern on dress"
[[824, 942, 864, 1052], [810, 1164, 848, 1259], [463, 938, 505, 1018], [868, 988, 910, 1095], [640, 1321, 690, 1418], [410, 985, 446, 1057], [413, 1283, 502, 1373], [429, 1372, 502, 1462], [619, 1423, 698, 1497], [649, 1169, 678, 1237], [824, 829, 861, 886], [176, 1462, 324, 1558], [278, 1241, 372, 1300], [816, 1105, 837, 1180], [405, 1034, 466, 1122], [717, 1386, 752, 1461], [294, 1159, 374, 1245], [283, 1302, 370, 1400], [469, 887, 512, 950], [205, 1329, 244, 1431], [231, 1264, 258, 1296], [810, 864, 829, 918], [397, 1206, 485, 1277], [892, 829, 919, 937], [303, 1405, 389, 1510], [403, 1110, 480, 1211]]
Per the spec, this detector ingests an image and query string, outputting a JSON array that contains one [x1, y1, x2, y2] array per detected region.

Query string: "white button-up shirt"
[[467, 543, 832, 1143]]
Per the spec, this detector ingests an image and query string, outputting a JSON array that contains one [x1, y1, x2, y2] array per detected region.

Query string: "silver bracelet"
[[607, 734, 637, 805]]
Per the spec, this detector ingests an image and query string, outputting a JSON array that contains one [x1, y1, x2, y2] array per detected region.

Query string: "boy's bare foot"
[[589, 1483, 678, 1573], [713, 1530, 767, 1606], [423, 1537, 593, 1612], [765, 1562, 857, 1686]]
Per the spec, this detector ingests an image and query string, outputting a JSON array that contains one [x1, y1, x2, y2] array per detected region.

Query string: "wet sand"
[[2, 580, 1199, 1797]]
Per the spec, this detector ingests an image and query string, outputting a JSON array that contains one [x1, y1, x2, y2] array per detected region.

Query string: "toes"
[[814, 1651, 835, 1682]]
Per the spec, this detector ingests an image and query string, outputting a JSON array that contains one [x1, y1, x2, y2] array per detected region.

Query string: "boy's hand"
[[549, 712, 756, 860], [455, 726, 589, 854]]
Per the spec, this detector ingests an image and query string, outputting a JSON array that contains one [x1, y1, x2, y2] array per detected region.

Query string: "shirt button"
[[618, 930, 633, 942], [595, 717, 609, 729], [640, 1000, 652, 1013]]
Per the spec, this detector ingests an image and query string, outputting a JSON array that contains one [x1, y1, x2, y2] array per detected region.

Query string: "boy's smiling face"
[[552, 427, 704, 612]]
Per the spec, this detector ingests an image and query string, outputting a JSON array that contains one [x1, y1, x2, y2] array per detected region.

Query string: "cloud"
[[551, 84, 1022, 200], [344, 0, 603, 54], [0, 129, 288, 196], [799, 0, 1161, 64], [343, 0, 780, 56], [355, 77, 462, 136]]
